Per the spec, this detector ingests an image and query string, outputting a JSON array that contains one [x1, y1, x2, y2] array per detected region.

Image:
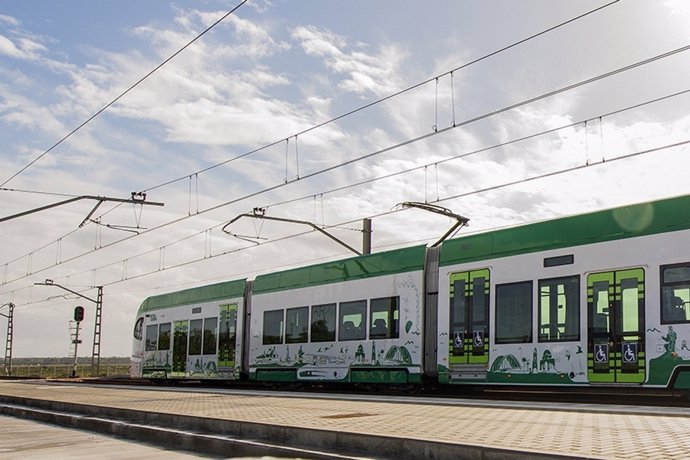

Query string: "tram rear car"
[[132, 279, 247, 381]]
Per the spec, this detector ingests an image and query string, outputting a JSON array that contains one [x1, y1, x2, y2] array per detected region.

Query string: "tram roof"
[[440, 194, 690, 267], [252, 244, 427, 294], [137, 278, 247, 313]]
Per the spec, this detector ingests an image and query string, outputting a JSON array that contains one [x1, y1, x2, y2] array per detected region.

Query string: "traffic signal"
[[74, 306, 85, 322]]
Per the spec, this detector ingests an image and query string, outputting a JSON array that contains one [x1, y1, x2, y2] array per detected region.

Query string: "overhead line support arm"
[[223, 210, 363, 256], [0, 194, 164, 226]]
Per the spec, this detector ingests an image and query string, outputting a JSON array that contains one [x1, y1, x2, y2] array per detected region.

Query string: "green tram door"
[[587, 269, 645, 384], [449, 269, 490, 379], [218, 304, 238, 374]]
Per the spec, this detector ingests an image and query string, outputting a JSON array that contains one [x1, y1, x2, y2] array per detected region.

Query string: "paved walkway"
[[1, 380, 689, 459], [0, 414, 207, 459]]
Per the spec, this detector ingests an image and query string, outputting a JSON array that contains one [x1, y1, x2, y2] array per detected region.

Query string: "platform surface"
[[0, 414, 207, 459], [1, 380, 689, 459]]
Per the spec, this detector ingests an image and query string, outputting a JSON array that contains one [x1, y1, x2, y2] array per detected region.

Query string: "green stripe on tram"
[[138, 279, 247, 313], [440, 194, 690, 267], [253, 244, 427, 294]]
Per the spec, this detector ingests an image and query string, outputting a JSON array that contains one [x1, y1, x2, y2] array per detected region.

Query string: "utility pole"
[[70, 306, 84, 378], [362, 218, 372, 255], [35, 281, 104, 375], [1, 303, 14, 376]]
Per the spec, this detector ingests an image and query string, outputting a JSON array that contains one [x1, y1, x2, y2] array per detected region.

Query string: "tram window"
[[133, 317, 144, 340], [621, 277, 641, 333], [661, 263, 690, 323], [145, 324, 158, 351], [189, 319, 203, 355], [158, 323, 171, 351], [286, 307, 309, 343], [538, 276, 579, 342], [311, 303, 336, 342], [263, 309, 284, 345], [203, 317, 218, 355], [339, 300, 366, 341], [496, 281, 533, 344], [591, 281, 611, 334], [369, 297, 399, 339]]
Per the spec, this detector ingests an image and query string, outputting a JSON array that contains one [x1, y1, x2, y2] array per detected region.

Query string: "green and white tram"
[[132, 194, 690, 390]]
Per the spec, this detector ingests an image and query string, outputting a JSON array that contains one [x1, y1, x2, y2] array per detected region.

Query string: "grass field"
[[5, 357, 130, 378]]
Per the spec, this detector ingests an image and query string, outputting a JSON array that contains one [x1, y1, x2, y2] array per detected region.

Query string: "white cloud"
[[0, 35, 24, 58], [0, 27, 48, 61], [291, 25, 406, 97], [664, 0, 690, 16], [0, 14, 20, 27]]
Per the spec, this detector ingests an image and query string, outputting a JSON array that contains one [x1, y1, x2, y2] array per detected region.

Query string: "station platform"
[[0, 414, 204, 459], [1, 379, 689, 459]]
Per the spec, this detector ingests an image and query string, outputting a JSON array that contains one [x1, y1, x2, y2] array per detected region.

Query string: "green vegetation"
[[6, 357, 130, 378]]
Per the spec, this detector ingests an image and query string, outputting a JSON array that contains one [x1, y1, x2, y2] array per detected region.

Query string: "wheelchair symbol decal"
[[622, 343, 638, 363], [473, 331, 483, 347], [594, 344, 608, 363], [454, 332, 463, 348]]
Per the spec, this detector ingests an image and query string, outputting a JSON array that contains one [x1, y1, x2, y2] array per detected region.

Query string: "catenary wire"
[[138, 0, 622, 194], [11, 135, 689, 310], [1, 47, 688, 281], [6, 86, 690, 298]]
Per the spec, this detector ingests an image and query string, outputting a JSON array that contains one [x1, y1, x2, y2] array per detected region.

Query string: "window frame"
[[202, 317, 218, 355], [158, 322, 171, 351], [338, 300, 367, 341], [495, 280, 533, 344], [311, 303, 336, 343], [537, 275, 580, 343], [262, 309, 285, 345], [133, 317, 144, 340], [188, 318, 203, 355], [369, 296, 399, 340], [286, 306, 309, 344], [661, 262, 690, 324], [145, 324, 158, 351]]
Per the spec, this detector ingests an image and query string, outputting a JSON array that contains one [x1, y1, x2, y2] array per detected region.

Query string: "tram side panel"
[[248, 268, 425, 384], [131, 286, 247, 380], [643, 229, 690, 389], [436, 249, 591, 386], [436, 226, 690, 388]]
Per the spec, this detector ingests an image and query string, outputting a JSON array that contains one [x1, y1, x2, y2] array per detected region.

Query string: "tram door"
[[587, 268, 645, 384], [171, 320, 188, 377], [218, 304, 238, 373], [449, 269, 490, 367]]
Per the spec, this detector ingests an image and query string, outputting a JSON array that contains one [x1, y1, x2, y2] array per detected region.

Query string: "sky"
[[1, 0, 689, 358]]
